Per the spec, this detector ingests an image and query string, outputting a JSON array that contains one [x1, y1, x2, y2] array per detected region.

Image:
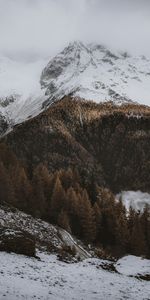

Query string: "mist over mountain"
[[0, 0, 150, 60]]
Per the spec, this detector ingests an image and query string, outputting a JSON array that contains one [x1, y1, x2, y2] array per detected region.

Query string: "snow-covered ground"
[[0, 205, 149, 300], [0, 251, 149, 300], [116, 191, 150, 212], [116, 255, 150, 276]]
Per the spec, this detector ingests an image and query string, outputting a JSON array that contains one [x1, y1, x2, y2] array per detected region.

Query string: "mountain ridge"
[[0, 41, 150, 135], [41, 41, 150, 107]]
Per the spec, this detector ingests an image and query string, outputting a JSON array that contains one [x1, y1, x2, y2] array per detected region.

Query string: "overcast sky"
[[0, 0, 150, 60]]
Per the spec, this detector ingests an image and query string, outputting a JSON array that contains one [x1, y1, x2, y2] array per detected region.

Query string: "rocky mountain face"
[[0, 41, 150, 134], [41, 41, 150, 107], [4, 98, 150, 194], [0, 113, 9, 135]]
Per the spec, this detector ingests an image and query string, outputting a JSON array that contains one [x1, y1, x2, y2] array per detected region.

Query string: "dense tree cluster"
[[0, 143, 149, 258]]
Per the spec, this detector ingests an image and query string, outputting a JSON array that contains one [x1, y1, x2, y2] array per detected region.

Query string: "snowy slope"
[[0, 56, 49, 125], [116, 255, 150, 276], [0, 41, 150, 129], [0, 251, 150, 300], [41, 41, 150, 107], [0, 206, 149, 299], [1, 205, 149, 299]]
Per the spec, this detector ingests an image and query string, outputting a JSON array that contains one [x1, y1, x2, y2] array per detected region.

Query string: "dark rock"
[[0, 114, 9, 136], [0, 228, 36, 257], [100, 262, 118, 273], [133, 274, 150, 281]]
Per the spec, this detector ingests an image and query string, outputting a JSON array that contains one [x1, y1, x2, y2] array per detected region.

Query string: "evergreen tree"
[[96, 188, 117, 247], [140, 205, 150, 257], [50, 176, 66, 222], [34, 163, 53, 201], [93, 202, 102, 240], [66, 186, 81, 235], [79, 189, 96, 242], [114, 199, 129, 254], [66, 187, 79, 214], [0, 161, 14, 204], [31, 166, 47, 218], [130, 212, 147, 256], [115, 211, 129, 255], [59, 168, 74, 190], [11, 166, 32, 211]]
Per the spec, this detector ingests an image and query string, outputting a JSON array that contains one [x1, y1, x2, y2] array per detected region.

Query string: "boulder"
[[0, 228, 36, 257]]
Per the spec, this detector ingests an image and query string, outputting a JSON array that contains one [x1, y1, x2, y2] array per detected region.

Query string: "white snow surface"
[[0, 205, 150, 299], [0, 251, 150, 300], [0, 41, 150, 128], [116, 191, 150, 212], [116, 255, 150, 276]]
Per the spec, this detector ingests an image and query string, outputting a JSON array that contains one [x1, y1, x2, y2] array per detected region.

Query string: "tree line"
[[0, 143, 149, 258]]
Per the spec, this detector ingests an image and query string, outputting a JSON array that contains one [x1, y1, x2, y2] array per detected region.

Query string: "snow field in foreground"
[[0, 251, 149, 300]]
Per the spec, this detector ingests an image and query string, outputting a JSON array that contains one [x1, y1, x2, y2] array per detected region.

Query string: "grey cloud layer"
[[0, 0, 150, 59]]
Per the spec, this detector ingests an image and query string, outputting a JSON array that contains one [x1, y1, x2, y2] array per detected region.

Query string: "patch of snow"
[[116, 191, 150, 212], [116, 255, 150, 276]]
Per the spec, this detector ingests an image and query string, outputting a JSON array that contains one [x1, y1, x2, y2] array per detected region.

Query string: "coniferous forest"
[[0, 142, 149, 258]]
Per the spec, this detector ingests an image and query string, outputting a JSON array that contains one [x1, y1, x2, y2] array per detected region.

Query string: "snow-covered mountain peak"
[[41, 41, 150, 107], [0, 41, 150, 132], [40, 41, 93, 88]]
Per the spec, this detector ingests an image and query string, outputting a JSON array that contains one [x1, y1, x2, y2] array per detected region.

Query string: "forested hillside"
[[0, 98, 150, 257]]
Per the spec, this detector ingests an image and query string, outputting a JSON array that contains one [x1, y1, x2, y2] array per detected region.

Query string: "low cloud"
[[0, 0, 150, 60]]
